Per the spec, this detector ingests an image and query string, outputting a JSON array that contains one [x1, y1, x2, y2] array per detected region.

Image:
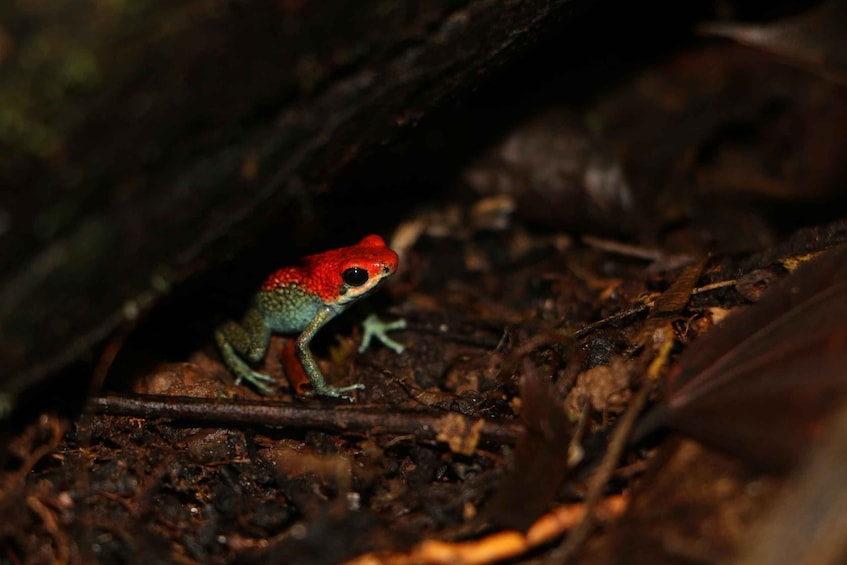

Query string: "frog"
[[215, 234, 406, 399]]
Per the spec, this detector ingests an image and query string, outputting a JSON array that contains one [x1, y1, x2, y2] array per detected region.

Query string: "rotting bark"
[[0, 0, 582, 401]]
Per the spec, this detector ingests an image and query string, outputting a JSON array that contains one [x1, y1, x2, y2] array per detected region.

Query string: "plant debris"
[[4, 3, 847, 563]]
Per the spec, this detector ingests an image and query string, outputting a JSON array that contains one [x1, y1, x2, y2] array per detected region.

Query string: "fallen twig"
[[87, 394, 524, 447]]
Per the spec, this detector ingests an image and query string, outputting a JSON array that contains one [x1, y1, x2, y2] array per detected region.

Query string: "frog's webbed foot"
[[308, 382, 366, 401], [359, 314, 407, 354], [234, 370, 277, 396]]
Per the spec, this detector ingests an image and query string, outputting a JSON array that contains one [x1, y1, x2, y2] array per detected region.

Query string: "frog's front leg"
[[296, 306, 365, 400], [215, 307, 277, 394]]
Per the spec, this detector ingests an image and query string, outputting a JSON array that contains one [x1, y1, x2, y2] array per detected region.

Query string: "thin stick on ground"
[[546, 381, 652, 562]]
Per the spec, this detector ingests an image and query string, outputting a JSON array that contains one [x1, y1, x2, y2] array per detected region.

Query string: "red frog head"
[[263, 235, 399, 307]]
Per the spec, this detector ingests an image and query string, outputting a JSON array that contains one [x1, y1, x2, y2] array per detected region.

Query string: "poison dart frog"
[[215, 234, 406, 399]]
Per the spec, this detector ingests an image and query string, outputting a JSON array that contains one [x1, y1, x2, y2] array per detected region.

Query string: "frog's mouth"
[[337, 282, 378, 303]]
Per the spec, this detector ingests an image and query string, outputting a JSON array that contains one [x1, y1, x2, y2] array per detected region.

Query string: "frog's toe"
[[315, 382, 365, 400], [235, 371, 277, 395], [359, 314, 407, 354]]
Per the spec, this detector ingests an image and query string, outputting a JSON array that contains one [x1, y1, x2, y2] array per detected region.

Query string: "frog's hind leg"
[[214, 308, 276, 394]]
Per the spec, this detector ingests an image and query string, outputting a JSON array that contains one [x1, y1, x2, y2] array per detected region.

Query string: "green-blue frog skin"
[[215, 234, 405, 399]]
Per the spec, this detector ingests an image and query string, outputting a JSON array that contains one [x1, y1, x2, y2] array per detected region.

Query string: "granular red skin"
[[261, 234, 399, 304]]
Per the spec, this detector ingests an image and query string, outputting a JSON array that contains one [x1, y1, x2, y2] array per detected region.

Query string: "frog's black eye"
[[342, 266, 369, 287]]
